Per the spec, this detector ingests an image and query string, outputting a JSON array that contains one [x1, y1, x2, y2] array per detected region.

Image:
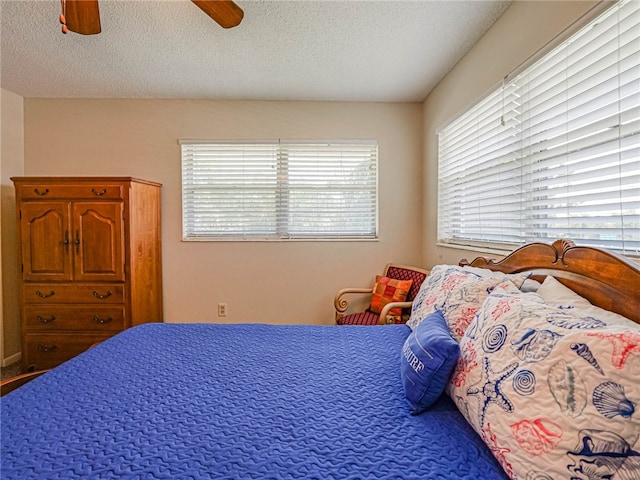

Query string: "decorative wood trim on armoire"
[[12, 177, 163, 371]]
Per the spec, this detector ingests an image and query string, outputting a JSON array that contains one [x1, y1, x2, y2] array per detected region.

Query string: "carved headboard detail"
[[460, 239, 640, 324]]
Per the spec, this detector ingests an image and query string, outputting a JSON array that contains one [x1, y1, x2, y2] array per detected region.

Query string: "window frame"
[[436, 0, 640, 257], [180, 139, 379, 242]]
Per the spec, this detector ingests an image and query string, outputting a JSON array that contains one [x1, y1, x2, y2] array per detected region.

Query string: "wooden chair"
[[1, 370, 50, 397], [334, 263, 429, 325]]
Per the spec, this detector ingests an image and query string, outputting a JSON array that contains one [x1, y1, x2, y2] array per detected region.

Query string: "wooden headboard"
[[459, 239, 640, 324]]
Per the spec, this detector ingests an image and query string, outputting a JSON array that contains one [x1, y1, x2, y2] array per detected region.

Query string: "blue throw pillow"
[[400, 310, 460, 415]]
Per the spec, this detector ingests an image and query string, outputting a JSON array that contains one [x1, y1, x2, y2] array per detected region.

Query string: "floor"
[[1, 362, 22, 381]]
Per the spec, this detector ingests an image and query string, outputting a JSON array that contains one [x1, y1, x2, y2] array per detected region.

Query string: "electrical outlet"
[[218, 303, 227, 317]]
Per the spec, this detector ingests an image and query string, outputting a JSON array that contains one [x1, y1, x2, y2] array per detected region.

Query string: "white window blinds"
[[438, 0, 640, 256], [181, 140, 378, 240]]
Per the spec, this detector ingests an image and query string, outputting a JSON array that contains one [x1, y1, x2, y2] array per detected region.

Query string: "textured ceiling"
[[0, 0, 511, 102]]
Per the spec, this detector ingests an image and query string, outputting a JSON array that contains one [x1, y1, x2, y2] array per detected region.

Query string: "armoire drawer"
[[24, 305, 126, 332], [17, 184, 124, 201], [23, 284, 125, 304], [24, 333, 114, 371]]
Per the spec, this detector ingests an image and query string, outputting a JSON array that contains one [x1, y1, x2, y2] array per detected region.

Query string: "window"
[[181, 140, 378, 240], [438, 0, 640, 256]]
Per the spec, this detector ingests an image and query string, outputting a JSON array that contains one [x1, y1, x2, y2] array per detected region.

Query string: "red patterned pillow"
[[369, 275, 413, 323]]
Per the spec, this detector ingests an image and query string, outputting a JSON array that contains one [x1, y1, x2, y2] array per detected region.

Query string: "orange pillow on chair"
[[369, 275, 413, 324]]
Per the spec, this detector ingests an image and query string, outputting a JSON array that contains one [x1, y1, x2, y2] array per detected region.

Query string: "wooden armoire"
[[11, 177, 163, 371]]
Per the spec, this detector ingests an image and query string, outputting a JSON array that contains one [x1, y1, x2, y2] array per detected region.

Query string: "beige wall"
[[1, 88, 24, 363], [421, 0, 601, 267], [21, 99, 423, 325]]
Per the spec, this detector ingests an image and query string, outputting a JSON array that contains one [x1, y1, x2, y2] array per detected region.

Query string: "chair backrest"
[[383, 263, 429, 302]]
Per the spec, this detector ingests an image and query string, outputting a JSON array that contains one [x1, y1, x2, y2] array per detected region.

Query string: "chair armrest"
[[379, 301, 413, 325], [1, 369, 50, 397], [334, 287, 374, 322]]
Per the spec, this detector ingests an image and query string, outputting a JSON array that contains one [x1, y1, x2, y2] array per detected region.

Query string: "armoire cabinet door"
[[20, 202, 73, 282], [72, 202, 125, 282]]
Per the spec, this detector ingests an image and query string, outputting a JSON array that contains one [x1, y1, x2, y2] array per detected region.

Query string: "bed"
[[1, 239, 639, 480]]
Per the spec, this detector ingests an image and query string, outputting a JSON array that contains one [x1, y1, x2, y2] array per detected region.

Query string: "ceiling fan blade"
[[63, 0, 101, 35], [192, 0, 244, 29]]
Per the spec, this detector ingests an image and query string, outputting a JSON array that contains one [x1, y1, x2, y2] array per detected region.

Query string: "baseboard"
[[2, 352, 21, 367]]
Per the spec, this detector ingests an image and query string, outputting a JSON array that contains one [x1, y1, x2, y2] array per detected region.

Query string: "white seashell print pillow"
[[407, 264, 529, 341], [447, 283, 640, 480], [537, 275, 638, 329]]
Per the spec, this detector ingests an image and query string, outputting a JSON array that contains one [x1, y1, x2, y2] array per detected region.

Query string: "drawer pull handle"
[[37, 315, 57, 324], [37, 343, 58, 353], [35, 290, 55, 299], [92, 290, 113, 300], [34, 188, 49, 196], [92, 188, 107, 196], [93, 315, 113, 324]]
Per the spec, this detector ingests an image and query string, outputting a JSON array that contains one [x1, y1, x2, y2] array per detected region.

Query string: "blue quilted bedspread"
[[1, 324, 508, 479]]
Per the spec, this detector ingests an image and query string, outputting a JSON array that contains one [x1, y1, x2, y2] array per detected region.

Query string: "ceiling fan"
[[59, 0, 244, 35]]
